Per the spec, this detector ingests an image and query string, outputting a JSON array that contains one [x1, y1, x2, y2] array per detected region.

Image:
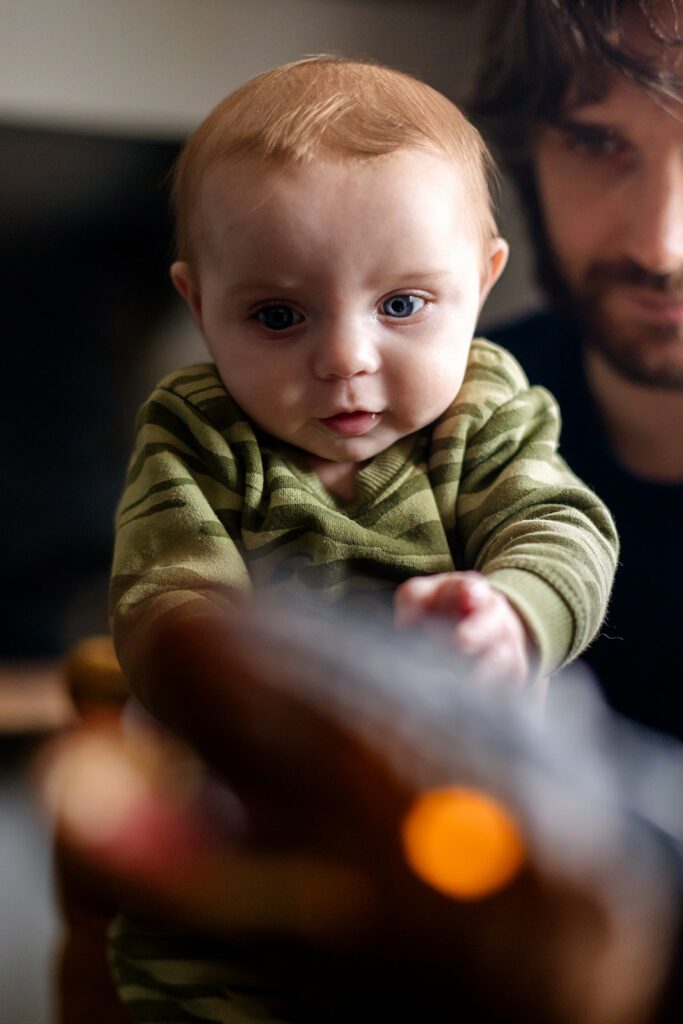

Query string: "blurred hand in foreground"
[[38, 601, 682, 1024]]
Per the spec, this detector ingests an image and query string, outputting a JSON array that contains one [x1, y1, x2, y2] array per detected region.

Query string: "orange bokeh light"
[[401, 785, 525, 900]]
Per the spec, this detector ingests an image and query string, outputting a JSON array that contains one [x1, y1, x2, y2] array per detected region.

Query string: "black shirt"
[[490, 311, 683, 741]]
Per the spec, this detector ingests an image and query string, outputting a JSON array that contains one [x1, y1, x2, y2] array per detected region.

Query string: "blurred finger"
[[472, 645, 527, 689], [393, 576, 438, 627], [452, 609, 506, 654]]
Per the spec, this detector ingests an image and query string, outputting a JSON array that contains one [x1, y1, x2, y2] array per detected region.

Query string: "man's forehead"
[[566, 75, 682, 120]]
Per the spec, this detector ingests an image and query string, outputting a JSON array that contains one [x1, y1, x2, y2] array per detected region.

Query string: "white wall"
[[1, 0, 481, 137]]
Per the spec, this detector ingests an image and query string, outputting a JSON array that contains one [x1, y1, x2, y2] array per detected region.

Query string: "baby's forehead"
[[193, 155, 308, 249], [195, 147, 475, 223], [189, 148, 488, 276]]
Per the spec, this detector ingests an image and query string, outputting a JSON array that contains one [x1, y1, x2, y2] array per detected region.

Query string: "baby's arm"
[[416, 342, 619, 680], [110, 366, 251, 715], [395, 571, 533, 686]]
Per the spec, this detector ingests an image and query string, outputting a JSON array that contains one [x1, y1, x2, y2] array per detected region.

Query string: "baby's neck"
[[308, 458, 361, 500]]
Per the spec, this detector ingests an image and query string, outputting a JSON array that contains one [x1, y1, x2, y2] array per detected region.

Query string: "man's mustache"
[[587, 260, 683, 295]]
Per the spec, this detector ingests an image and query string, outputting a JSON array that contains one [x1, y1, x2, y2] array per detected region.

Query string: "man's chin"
[[531, 228, 683, 389], [583, 312, 683, 390]]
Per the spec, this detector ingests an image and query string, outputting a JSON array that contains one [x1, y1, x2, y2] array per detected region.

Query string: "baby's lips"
[[319, 411, 380, 436]]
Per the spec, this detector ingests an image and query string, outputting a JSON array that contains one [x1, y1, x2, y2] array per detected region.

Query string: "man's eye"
[[564, 129, 627, 159], [381, 294, 425, 319], [254, 305, 304, 331]]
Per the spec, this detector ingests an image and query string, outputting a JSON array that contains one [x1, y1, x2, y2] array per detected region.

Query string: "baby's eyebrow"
[[226, 270, 456, 296], [383, 270, 455, 283], [228, 278, 299, 296]]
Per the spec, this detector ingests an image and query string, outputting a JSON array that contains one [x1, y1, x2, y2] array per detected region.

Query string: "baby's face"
[[174, 148, 506, 477]]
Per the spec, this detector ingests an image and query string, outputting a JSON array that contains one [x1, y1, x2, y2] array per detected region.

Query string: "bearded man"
[[471, 0, 683, 739]]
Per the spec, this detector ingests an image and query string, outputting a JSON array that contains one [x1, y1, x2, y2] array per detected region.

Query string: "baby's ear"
[[171, 262, 204, 330], [478, 237, 509, 308]]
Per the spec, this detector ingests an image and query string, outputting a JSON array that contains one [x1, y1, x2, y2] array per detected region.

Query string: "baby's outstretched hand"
[[394, 571, 534, 687]]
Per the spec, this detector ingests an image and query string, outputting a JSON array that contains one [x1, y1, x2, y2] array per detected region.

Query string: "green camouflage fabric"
[[111, 339, 617, 678]]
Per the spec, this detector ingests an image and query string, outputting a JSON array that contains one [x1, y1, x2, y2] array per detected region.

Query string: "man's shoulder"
[[486, 309, 583, 393], [486, 308, 570, 347]]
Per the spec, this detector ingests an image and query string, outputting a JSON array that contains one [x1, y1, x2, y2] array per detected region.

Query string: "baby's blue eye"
[[255, 305, 303, 331], [381, 294, 425, 319]]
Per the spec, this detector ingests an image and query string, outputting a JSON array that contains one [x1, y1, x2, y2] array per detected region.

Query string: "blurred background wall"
[[0, 2, 540, 1021]]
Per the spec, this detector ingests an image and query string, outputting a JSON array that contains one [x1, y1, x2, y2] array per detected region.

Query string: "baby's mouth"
[[319, 411, 381, 437]]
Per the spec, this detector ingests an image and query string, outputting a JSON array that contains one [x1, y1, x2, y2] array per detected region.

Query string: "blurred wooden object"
[[55, 635, 130, 1024], [65, 635, 129, 713], [0, 661, 75, 734]]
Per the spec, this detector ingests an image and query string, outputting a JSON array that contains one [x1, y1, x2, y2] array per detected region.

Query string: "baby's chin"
[[314, 433, 407, 464], [284, 416, 425, 469]]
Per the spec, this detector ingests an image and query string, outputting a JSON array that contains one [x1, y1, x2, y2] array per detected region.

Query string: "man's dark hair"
[[470, 0, 683, 172], [468, 0, 683, 302]]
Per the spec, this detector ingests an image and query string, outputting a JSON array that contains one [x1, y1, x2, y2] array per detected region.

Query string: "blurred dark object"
[[55, 835, 131, 1024], [1, 122, 180, 659], [42, 604, 683, 1024]]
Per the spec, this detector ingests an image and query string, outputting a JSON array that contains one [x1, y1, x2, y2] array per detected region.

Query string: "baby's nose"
[[312, 321, 380, 379]]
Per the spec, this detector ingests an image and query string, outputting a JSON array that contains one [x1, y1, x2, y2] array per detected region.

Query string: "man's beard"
[[524, 180, 683, 391], [529, 197, 683, 390], [577, 261, 683, 390]]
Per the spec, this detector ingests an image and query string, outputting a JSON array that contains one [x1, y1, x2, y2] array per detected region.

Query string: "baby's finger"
[[442, 572, 492, 617], [418, 573, 490, 622], [473, 643, 528, 688], [452, 608, 505, 654], [396, 573, 489, 626], [394, 576, 443, 626]]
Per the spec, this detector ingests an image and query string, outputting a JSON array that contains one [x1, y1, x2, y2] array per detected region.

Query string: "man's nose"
[[623, 157, 683, 275], [311, 318, 380, 379]]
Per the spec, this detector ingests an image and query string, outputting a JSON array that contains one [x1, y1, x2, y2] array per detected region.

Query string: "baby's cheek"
[[386, 346, 465, 429], [420, 365, 468, 421]]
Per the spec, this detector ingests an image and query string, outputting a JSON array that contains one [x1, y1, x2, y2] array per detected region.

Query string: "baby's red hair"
[[172, 56, 498, 261]]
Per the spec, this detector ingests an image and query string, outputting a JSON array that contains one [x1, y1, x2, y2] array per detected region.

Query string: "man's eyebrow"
[[553, 115, 620, 137]]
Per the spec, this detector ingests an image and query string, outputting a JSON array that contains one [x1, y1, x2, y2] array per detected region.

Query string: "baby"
[[109, 56, 618, 1020]]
